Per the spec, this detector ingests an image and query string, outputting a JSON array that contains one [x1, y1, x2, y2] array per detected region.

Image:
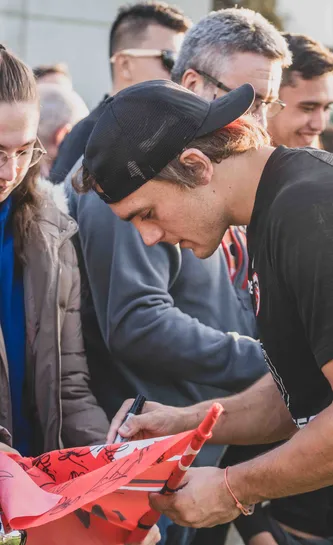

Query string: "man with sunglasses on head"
[[49, 1, 190, 183]]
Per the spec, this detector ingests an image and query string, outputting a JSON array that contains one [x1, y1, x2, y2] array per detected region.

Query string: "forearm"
[[79, 205, 266, 391], [183, 374, 295, 445], [112, 305, 266, 391], [231, 401, 333, 506]]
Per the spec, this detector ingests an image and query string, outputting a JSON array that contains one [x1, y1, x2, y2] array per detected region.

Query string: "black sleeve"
[[221, 445, 280, 542], [270, 180, 333, 369], [221, 444, 274, 467], [50, 99, 107, 183], [72, 188, 266, 391]]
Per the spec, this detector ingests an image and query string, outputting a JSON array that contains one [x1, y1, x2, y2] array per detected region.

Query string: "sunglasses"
[[110, 49, 176, 72], [195, 69, 286, 119]]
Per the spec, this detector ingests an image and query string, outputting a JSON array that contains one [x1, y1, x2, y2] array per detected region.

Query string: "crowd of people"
[[0, 2, 333, 545]]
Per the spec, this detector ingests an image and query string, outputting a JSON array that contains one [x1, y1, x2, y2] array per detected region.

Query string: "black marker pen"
[[114, 395, 146, 443]]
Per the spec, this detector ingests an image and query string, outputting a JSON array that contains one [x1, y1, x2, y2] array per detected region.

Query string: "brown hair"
[[109, 2, 191, 80], [0, 45, 41, 262], [75, 114, 270, 195], [155, 115, 270, 187], [281, 33, 333, 87]]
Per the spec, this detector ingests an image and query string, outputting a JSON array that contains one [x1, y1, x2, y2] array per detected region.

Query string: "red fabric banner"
[[0, 431, 195, 544]]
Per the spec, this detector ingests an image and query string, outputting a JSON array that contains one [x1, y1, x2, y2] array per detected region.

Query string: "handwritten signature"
[[86, 449, 145, 495]]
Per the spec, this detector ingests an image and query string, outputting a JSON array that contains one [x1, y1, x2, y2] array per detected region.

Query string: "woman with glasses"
[[0, 45, 160, 545], [0, 44, 112, 457]]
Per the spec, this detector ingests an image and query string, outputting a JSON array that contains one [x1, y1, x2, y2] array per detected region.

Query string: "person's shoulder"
[[63, 105, 98, 143], [268, 175, 333, 244], [271, 148, 333, 212], [21, 179, 77, 268], [71, 97, 108, 136], [270, 145, 333, 170], [38, 178, 69, 213], [302, 147, 333, 168], [35, 178, 77, 233]]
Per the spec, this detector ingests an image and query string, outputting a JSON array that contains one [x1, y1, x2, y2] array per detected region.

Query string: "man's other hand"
[[107, 399, 193, 443]]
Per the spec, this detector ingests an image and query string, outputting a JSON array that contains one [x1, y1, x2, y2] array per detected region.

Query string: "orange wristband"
[[224, 466, 254, 516]]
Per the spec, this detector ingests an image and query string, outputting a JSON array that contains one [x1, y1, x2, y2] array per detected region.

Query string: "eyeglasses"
[[110, 49, 176, 72], [195, 69, 286, 119], [0, 137, 47, 169]]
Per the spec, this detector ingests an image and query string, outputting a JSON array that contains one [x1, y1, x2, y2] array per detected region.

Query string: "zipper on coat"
[[54, 220, 77, 449], [54, 261, 63, 449]]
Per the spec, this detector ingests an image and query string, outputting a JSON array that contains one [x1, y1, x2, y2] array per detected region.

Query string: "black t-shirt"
[[248, 146, 333, 426], [247, 146, 333, 537], [49, 96, 108, 184]]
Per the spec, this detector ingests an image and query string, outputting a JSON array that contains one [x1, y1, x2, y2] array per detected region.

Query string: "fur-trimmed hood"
[[37, 178, 69, 215], [33, 178, 77, 242]]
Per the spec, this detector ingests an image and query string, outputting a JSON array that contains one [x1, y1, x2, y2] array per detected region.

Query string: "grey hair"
[[37, 83, 89, 144], [172, 8, 292, 84]]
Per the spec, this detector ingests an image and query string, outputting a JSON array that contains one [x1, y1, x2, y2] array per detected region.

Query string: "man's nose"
[[254, 104, 268, 130], [309, 109, 328, 133], [137, 222, 165, 246]]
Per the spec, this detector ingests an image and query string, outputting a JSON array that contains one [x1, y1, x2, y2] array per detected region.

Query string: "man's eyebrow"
[[299, 101, 333, 108], [256, 92, 280, 102], [299, 101, 321, 106], [0, 139, 35, 151], [254, 92, 265, 101], [121, 209, 144, 222], [21, 139, 36, 147]]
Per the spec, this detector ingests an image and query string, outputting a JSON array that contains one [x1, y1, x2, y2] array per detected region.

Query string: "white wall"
[[0, 0, 210, 109], [0, 0, 331, 109], [277, 0, 333, 47]]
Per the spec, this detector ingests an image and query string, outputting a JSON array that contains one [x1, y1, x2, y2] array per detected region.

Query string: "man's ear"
[[54, 123, 72, 148], [114, 54, 132, 83], [181, 69, 206, 95], [179, 148, 213, 186]]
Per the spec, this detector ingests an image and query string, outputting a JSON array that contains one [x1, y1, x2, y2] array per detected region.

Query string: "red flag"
[[0, 432, 193, 544], [0, 405, 222, 544]]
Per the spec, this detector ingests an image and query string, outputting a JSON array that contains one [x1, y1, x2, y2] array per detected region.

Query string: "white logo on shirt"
[[261, 344, 290, 409], [294, 415, 318, 429], [252, 272, 260, 316]]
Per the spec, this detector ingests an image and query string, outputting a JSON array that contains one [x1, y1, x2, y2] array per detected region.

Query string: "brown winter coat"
[[0, 181, 109, 453]]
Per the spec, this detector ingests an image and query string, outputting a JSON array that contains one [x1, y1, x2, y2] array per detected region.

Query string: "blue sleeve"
[[67, 177, 267, 393]]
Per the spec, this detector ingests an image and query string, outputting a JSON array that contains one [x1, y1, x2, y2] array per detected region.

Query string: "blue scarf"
[[0, 197, 31, 455]]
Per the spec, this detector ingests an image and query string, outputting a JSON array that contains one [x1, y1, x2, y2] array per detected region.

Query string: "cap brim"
[[196, 83, 255, 137]]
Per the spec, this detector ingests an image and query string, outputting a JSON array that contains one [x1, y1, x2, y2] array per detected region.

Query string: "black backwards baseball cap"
[[83, 79, 255, 204]]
